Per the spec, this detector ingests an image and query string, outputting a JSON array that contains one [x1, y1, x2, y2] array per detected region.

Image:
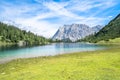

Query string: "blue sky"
[[0, 0, 120, 37]]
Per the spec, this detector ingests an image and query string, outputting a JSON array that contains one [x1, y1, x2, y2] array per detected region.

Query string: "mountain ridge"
[[81, 13, 120, 42], [52, 24, 103, 42]]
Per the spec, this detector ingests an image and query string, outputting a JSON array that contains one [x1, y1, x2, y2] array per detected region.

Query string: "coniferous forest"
[[79, 14, 120, 43], [0, 22, 49, 46]]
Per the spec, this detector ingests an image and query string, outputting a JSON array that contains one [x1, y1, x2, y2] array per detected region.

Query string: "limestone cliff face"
[[52, 24, 103, 42]]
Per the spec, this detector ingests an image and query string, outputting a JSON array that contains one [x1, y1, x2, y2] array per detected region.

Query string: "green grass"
[[0, 46, 120, 80], [109, 38, 120, 43], [97, 38, 120, 44]]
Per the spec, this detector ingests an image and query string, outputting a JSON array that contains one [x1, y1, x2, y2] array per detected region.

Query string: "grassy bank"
[[97, 38, 120, 45], [0, 46, 120, 80]]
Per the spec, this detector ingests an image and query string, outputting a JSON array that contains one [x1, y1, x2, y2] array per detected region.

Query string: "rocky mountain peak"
[[52, 24, 103, 42]]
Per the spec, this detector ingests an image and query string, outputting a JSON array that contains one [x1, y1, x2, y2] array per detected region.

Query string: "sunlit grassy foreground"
[[0, 47, 120, 80], [98, 38, 120, 44]]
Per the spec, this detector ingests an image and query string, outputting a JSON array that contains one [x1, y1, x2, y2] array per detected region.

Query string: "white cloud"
[[75, 0, 115, 11], [15, 18, 59, 38], [108, 16, 113, 18], [44, 2, 76, 17], [0, 0, 119, 37]]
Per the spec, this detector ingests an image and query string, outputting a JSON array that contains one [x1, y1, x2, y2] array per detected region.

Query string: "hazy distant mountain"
[[1, 19, 42, 36], [1, 20, 30, 32], [52, 24, 103, 42], [92, 25, 104, 33]]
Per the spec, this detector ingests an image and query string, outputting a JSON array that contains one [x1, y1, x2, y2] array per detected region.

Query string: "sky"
[[0, 0, 120, 38]]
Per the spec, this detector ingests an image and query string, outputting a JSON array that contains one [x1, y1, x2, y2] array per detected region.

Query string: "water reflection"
[[0, 43, 106, 62]]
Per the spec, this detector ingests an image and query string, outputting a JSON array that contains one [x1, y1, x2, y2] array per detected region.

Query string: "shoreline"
[[0, 46, 120, 80], [0, 47, 110, 64], [0, 43, 119, 64], [0, 42, 109, 64]]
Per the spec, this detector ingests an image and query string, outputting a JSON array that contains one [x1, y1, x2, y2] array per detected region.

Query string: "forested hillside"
[[0, 22, 49, 46], [81, 13, 120, 43]]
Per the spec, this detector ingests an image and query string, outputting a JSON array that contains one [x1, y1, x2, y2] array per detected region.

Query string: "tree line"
[[78, 13, 120, 43], [0, 22, 50, 46]]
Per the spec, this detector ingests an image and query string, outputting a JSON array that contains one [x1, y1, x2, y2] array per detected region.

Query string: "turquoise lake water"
[[0, 43, 106, 62]]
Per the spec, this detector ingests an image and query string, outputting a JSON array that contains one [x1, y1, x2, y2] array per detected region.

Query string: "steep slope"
[[82, 13, 120, 42], [0, 22, 49, 45], [52, 24, 103, 42]]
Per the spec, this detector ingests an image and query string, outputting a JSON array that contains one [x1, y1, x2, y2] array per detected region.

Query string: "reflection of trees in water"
[[0, 45, 37, 51]]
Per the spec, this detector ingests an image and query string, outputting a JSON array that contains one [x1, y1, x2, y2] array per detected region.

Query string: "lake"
[[0, 43, 106, 63]]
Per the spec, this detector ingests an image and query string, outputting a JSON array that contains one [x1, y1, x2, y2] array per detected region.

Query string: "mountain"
[[92, 25, 104, 33], [52, 24, 103, 42], [0, 22, 49, 46], [82, 13, 120, 43], [1, 19, 32, 32]]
